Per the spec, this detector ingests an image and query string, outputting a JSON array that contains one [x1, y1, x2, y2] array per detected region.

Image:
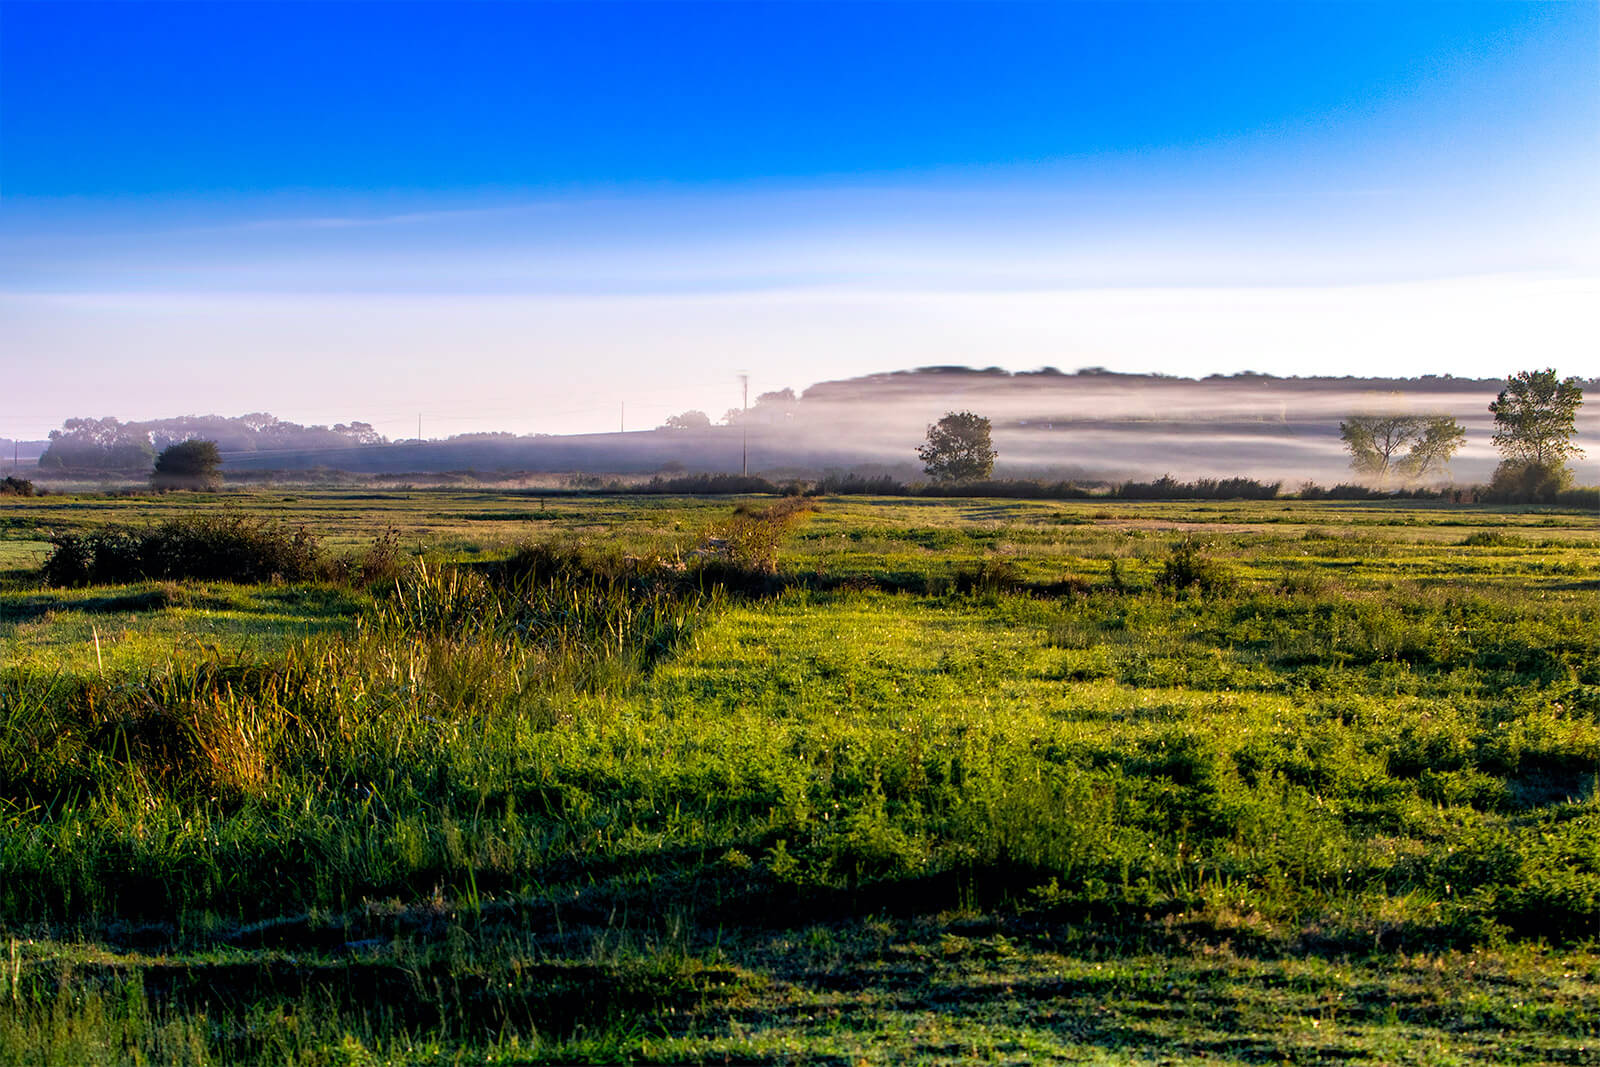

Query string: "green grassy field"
[[1, 489, 1596, 1064]]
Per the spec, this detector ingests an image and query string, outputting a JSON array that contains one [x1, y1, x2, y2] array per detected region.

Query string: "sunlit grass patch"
[[0, 581, 364, 673]]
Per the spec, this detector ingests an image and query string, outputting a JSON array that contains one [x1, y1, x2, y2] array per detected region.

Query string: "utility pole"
[[739, 373, 749, 477], [620, 402, 625, 434], [418, 413, 422, 442]]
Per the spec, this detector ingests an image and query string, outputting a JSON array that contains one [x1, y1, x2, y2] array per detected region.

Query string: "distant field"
[[1, 489, 1596, 1065]]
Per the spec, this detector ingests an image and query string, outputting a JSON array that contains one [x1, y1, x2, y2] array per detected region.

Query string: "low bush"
[[952, 558, 1025, 594], [1460, 530, 1522, 547], [1155, 536, 1235, 594], [1482, 460, 1570, 504], [0, 475, 34, 496], [41, 516, 403, 587], [44, 516, 320, 586], [150, 440, 223, 491]]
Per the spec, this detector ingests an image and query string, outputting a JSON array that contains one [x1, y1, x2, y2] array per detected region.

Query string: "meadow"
[[0, 488, 1596, 1064]]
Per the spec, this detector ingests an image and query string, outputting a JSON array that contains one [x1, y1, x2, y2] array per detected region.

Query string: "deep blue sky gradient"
[[6, 2, 1594, 197]]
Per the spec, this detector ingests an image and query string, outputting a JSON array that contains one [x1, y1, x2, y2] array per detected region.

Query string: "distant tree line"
[[659, 388, 801, 430], [37, 413, 385, 471]]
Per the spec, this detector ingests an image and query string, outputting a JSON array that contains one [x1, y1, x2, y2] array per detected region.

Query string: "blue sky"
[[2, 1, 1596, 438]]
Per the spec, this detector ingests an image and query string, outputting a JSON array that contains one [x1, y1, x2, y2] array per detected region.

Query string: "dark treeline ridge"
[[818, 472, 1595, 505], [634, 470, 1598, 506], [639, 471, 1291, 499]]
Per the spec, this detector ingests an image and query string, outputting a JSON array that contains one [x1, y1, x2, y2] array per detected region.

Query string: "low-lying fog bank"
[[218, 369, 1599, 485]]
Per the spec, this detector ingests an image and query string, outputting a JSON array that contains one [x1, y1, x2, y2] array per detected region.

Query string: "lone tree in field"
[[1339, 414, 1465, 485], [1489, 369, 1584, 468], [151, 439, 223, 491], [917, 411, 996, 483], [1487, 369, 1584, 500]]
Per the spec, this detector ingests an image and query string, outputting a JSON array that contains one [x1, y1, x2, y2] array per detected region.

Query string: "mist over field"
[[214, 368, 1600, 485]]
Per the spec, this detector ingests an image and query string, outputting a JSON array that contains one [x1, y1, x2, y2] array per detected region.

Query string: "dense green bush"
[[43, 516, 319, 586], [41, 516, 404, 587], [1484, 459, 1571, 503], [150, 439, 223, 491]]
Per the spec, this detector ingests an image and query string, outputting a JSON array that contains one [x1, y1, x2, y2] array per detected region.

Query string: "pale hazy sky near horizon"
[[2, 1, 1596, 441]]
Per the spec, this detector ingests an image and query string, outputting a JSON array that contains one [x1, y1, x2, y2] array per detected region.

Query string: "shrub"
[[1483, 460, 1570, 504], [0, 475, 34, 496], [1461, 530, 1522, 547], [42, 515, 321, 586], [151, 440, 223, 491], [953, 558, 1025, 594], [1155, 537, 1235, 594]]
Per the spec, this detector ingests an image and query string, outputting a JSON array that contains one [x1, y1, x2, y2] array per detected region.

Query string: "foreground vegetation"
[[1, 489, 1596, 1064]]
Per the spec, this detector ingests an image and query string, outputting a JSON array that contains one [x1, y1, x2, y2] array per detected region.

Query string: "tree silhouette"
[[1490, 369, 1584, 468], [151, 440, 223, 491], [660, 411, 712, 430], [1487, 369, 1585, 501], [917, 411, 996, 483]]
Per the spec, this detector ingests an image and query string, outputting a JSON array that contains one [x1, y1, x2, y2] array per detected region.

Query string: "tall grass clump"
[[686, 495, 817, 591], [379, 552, 711, 692]]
